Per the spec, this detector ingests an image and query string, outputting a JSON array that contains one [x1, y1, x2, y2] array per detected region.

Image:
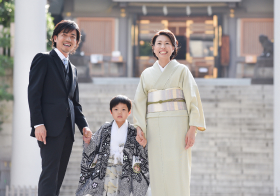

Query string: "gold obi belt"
[[147, 88, 187, 113]]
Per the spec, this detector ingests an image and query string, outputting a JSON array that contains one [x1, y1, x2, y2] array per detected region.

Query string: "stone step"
[[59, 83, 273, 196]]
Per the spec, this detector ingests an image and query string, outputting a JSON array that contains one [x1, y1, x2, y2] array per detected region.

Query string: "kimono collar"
[[151, 59, 179, 89], [153, 59, 177, 73], [157, 60, 173, 72]]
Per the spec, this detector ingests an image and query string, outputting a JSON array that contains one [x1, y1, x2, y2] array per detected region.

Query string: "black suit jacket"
[[28, 49, 88, 137]]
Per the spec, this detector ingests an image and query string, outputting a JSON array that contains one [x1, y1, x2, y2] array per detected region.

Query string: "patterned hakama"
[[103, 157, 122, 196]]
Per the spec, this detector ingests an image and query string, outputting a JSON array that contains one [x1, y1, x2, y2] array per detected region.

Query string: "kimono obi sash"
[[147, 88, 187, 113]]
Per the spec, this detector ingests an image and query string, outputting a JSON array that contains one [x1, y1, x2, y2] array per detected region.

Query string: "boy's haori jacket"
[[76, 121, 149, 196]]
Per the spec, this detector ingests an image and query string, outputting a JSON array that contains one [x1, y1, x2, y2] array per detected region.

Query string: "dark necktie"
[[63, 58, 70, 91]]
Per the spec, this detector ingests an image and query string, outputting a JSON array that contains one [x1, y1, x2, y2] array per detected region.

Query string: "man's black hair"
[[110, 95, 132, 112], [51, 20, 81, 54]]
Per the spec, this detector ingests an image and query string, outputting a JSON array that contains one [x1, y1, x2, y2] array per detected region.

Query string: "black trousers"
[[37, 117, 74, 196]]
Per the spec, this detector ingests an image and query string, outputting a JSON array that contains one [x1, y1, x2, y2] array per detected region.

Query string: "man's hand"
[[35, 125, 47, 145], [83, 127, 92, 144], [185, 126, 196, 150], [136, 127, 147, 147]]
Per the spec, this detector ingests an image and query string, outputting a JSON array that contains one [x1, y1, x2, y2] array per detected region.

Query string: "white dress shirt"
[[34, 49, 69, 129], [54, 48, 69, 61], [157, 60, 173, 72], [110, 120, 128, 164]]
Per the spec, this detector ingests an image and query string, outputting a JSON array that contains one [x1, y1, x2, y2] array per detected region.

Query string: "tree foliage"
[[0, 0, 14, 129], [46, 12, 55, 51], [0, 0, 14, 28], [0, 30, 13, 129], [0, 24, 13, 99]]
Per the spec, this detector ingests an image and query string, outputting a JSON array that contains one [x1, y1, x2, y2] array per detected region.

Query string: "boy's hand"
[[83, 135, 91, 144], [137, 134, 147, 147], [136, 127, 147, 147], [83, 127, 92, 144]]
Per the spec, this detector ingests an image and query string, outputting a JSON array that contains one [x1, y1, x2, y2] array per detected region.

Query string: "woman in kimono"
[[133, 30, 206, 196]]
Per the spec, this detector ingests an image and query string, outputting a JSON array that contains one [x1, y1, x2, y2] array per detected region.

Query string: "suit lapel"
[[50, 50, 67, 91], [69, 61, 77, 98]]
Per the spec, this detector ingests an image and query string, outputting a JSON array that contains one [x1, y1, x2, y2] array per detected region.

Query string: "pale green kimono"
[[133, 59, 206, 196]]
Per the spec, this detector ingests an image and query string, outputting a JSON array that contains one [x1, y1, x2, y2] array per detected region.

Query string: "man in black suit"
[[28, 20, 92, 196]]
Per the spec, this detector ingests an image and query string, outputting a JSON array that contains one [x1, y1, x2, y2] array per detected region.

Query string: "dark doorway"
[[176, 36, 186, 60]]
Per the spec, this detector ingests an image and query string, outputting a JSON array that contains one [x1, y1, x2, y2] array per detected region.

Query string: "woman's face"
[[153, 35, 175, 60]]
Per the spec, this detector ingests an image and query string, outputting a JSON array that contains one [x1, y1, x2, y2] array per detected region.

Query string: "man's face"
[[53, 29, 78, 57], [110, 103, 131, 125]]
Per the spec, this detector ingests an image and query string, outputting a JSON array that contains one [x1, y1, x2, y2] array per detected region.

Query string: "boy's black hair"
[[110, 95, 132, 112]]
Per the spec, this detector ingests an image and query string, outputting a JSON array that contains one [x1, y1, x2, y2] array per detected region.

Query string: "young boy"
[[76, 95, 149, 196]]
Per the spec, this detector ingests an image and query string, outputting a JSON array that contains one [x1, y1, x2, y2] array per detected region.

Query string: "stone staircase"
[[60, 83, 273, 196], [60, 84, 136, 196]]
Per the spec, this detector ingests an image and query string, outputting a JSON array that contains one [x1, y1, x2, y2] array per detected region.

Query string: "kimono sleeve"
[[133, 74, 148, 136], [77, 126, 104, 191], [181, 67, 206, 131], [83, 125, 103, 156], [131, 143, 149, 196], [137, 144, 149, 176]]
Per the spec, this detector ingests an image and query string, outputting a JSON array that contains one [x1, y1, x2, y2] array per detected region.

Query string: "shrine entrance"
[[134, 15, 223, 78]]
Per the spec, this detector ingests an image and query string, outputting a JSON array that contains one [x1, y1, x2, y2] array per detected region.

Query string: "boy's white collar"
[[112, 120, 128, 130]]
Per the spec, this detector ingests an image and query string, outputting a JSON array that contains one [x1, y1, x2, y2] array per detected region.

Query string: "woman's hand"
[[185, 126, 196, 150], [136, 126, 147, 147]]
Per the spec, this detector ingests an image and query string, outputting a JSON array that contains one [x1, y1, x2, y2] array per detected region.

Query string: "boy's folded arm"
[[137, 141, 148, 157], [131, 144, 150, 196], [136, 143, 149, 172], [143, 143, 148, 155]]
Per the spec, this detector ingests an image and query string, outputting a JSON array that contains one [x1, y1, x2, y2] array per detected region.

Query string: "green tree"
[[0, 0, 14, 129], [0, 0, 14, 28], [46, 12, 55, 51], [0, 28, 13, 129]]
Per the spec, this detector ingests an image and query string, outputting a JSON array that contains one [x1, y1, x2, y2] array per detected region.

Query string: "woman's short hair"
[[51, 20, 81, 54], [110, 95, 132, 112], [151, 29, 179, 60]]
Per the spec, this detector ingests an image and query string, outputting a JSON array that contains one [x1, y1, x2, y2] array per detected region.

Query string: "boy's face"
[[110, 103, 131, 124], [53, 29, 78, 57]]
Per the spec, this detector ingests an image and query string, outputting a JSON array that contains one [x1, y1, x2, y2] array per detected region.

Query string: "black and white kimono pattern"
[[76, 121, 149, 196]]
